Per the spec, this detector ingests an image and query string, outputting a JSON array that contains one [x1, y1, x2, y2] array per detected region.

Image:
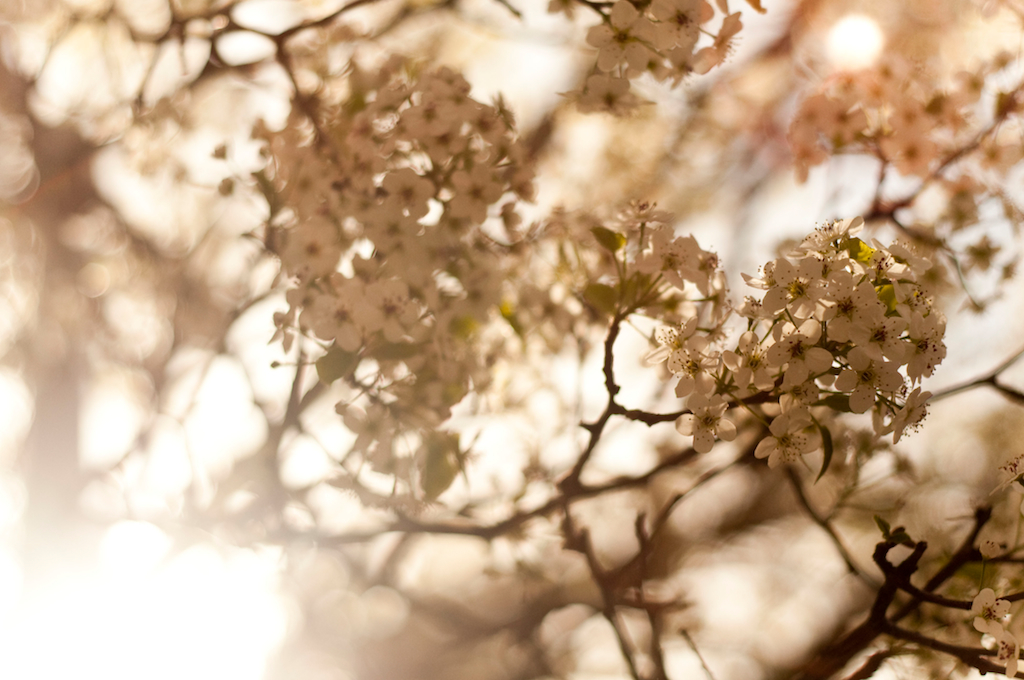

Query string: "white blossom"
[[754, 408, 820, 468], [675, 393, 736, 453]]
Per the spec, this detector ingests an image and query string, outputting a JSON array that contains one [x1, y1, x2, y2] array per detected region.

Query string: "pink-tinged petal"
[[789, 297, 816, 319], [849, 386, 875, 414], [383, 322, 404, 343], [666, 350, 687, 375], [586, 24, 614, 48], [834, 369, 858, 393], [860, 343, 884, 363], [753, 368, 776, 391], [762, 288, 788, 313], [878, 367, 905, 393], [799, 430, 820, 453], [768, 416, 789, 437], [675, 414, 696, 435], [847, 347, 870, 370], [772, 258, 795, 284], [826, 317, 853, 342], [722, 350, 741, 371], [610, 0, 639, 28], [624, 43, 652, 70], [882, 341, 908, 364], [597, 47, 624, 72], [805, 346, 833, 373], [976, 619, 1003, 636], [796, 257, 820, 278], [797, 319, 821, 343], [973, 589, 996, 613], [680, 316, 698, 337], [695, 371, 716, 395], [675, 375, 695, 397], [781, 362, 809, 387], [766, 342, 790, 366], [741, 272, 768, 289], [693, 429, 715, 453], [643, 345, 670, 366], [337, 327, 362, 352], [687, 392, 710, 410], [754, 437, 775, 459]]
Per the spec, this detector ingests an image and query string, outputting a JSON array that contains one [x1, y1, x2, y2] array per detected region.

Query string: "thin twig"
[[786, 468, 879, 588], [931, 342, 1024, 404], [681, 629, 716, 680], [880, 621, 1022, 677], [573, 521, 643, 680], [789, 508, 992, 680]]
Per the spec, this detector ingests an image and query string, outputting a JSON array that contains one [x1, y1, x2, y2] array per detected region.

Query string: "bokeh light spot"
[[827, 14, 884, 70]]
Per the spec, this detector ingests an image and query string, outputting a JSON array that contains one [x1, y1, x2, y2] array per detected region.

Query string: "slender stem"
[[786, 468, 879, 588], [931, 342, 1024, 403], [682, 629, 717, 680]]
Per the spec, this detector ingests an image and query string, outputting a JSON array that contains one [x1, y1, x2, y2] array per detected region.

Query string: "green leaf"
[[819, 394, 852, 413], [584, 283, 618, 316], [421, 431, 462, 500], [815, 423, 834, 482], [876, 283, 897, 313], [500, 300, 525, 338], [621, 276, 639, 307], [961, 561, 985, 582], [874, 515, 891, 537], [843, 237, 876, 264], [448, 315, 479, 340], [889, 530, 913, 546], [376, 342, 420, 361], [315, 347, 359, 384], [591, 226, 626, 253]]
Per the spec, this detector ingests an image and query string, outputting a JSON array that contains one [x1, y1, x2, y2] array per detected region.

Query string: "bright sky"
[[0, 522, 289, 680]]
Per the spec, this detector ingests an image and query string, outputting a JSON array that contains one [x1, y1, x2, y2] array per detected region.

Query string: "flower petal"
[[693, 429, 715, 453], [675, 414, 696, 436]]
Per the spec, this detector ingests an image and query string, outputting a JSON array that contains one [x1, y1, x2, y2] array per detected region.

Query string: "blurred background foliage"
[[1, 0, 1024, 679]]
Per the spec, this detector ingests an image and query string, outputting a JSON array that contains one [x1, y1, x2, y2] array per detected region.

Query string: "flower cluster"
[[972, 588, 1019, 677], [643, 216, 945, 465], [572, 0, 746, 112], [260, 57, 534, 496], [500, 201, 724, 355], [787, 52, 1023, 309], [788, 54, 1019, 182]]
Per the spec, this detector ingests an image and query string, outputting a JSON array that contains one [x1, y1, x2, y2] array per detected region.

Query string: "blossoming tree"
[[3, 0, 1024, 678]]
